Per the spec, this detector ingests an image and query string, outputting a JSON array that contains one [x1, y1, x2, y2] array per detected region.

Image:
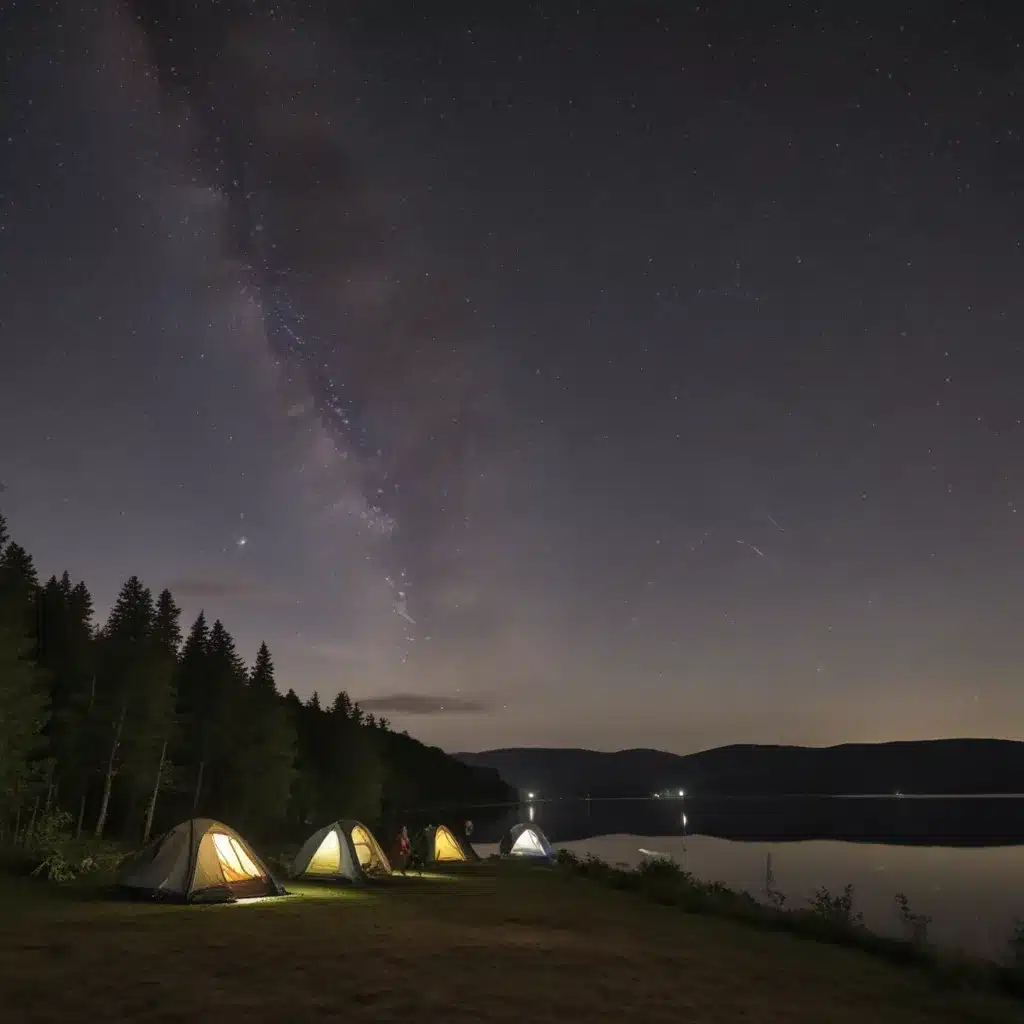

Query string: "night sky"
[[1, 3, 1021, 754]]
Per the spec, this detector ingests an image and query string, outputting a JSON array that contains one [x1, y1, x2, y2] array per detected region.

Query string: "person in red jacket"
[[394, 825, 412, 875]]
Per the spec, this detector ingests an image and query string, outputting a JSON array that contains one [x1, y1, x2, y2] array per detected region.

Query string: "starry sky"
[[1, 2, 1022, 754]]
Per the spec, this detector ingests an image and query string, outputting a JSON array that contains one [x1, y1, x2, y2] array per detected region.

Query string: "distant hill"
[[454, 739, 1024, 797]]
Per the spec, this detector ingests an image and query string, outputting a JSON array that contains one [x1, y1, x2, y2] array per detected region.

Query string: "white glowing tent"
[[117, 818, 285, 903], [498, 823, 556, 860], [290, 820, 392, 883]]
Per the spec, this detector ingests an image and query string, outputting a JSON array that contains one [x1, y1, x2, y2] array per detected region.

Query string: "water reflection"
[[473, 795, 1024, 846]]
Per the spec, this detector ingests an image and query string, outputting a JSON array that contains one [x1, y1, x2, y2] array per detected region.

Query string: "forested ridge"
[[0, 510, 511, 849]]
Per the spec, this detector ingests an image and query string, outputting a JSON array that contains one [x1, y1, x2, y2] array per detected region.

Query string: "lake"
[[451, 796, 1024, 959]]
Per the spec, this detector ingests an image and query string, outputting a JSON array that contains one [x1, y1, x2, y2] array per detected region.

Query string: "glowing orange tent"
[[417, 823, 478, 864], [117, 818, 284, 903]]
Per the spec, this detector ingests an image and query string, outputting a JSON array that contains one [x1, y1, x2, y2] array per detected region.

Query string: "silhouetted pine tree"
[[200, 619, 248, 817], [0, 629, 47, 831], [283, 691, 338, 826], [333, 690, 353, 720], [138, 589, 181, 842], [175, 610, 210, 814], [238, 642, 295, 836], [342, 708, 383, 823], [0, 526, 49, 833], [93, 577, 155, 837], [64, 580, 98, 836], [282, 687, 317, 826], [305, 691, 338, 822], [294, 689, 382, 824], [0, 541, 40, 643], [37, 573, 96, 831]]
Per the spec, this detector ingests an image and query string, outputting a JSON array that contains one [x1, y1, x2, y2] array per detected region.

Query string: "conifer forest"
[[0, 511, 511, 848]]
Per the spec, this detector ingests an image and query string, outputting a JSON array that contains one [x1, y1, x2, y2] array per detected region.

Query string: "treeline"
[[0, 511, 512, 848]]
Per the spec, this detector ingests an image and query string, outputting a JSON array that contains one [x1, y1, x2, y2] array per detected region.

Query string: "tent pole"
[[183, 818, 197, 901]]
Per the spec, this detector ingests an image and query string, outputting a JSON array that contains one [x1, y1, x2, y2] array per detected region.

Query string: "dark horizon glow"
[[1, 4, 1021, 755]]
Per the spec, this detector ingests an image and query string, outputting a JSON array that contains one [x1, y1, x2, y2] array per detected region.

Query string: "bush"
[[554, 849, 579, 869], [606, 867, 642, 892], [637, 856, 687, 882], [808, 884, 864, 928], [27, 810, 76, 882], [76, 843, 127, 877], [21, 809, 125, 884], [894, 892, 931, 946]]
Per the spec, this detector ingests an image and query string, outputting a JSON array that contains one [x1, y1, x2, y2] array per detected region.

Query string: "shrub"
[[32, 849, 77, 883], [808, 884, 864, 928], [571, 853, 611, 880], [606, 867, 641, 892], [637, 856, 687, 882], [21, 809, 126, 883], [77, 843, 127, 877], [27, 810, 76, 883], [554, 849, 579, 869], [894, 892, 931, 946]]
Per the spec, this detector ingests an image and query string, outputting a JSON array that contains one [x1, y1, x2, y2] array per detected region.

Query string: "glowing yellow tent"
[[116, 818, 284, 903], [418, 824, 478, 864], [290, 820, 391, 883]]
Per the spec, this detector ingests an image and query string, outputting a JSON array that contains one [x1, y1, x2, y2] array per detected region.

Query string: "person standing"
[[395, 825, 412, 875]]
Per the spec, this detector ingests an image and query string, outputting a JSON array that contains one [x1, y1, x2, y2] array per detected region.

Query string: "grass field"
[[0, 861, 1020, 1023]]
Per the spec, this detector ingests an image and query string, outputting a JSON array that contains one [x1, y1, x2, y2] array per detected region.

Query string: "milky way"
[[2, 2, 1022, 752], [127, 1, 503, 643]]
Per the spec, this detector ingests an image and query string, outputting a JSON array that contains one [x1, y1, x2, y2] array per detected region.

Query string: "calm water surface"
[[459, 797, 1024, 958]]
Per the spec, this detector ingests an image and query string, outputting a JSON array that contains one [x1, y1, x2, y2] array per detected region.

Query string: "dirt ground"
[[0, 863, 1018, 1022]]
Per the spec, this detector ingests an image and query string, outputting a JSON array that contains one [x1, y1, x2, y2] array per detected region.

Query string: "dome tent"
[[290, 820, 392, 883], [499, 823, 556, 860], [116, 818, 285, 903], [417, 823, 478, 864]]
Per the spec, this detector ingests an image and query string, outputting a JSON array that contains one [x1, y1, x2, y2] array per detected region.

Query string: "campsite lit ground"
[[0, 862, 1019, 1023]]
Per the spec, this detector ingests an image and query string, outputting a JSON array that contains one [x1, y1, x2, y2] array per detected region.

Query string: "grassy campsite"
[[2, 855, 1023, 1024], [2, 515, 1024, 1020]]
